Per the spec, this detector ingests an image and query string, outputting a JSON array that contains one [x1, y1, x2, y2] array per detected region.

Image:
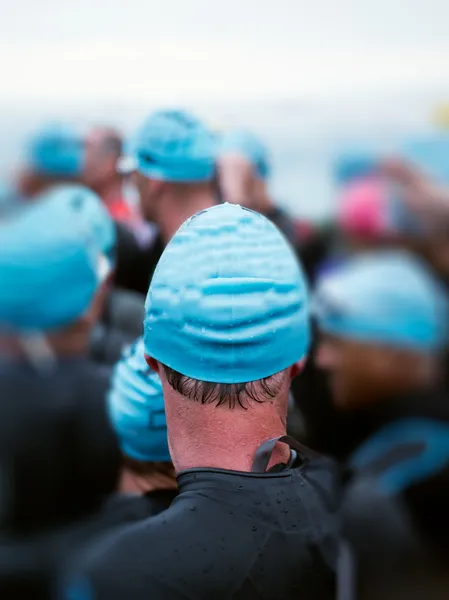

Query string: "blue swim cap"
[[401, 133, 449, 185], [0, 181, 20, 215], [144, 203, 310, 383], [313, 251, 447, 350], [108, 338, 170, 462], [125, 110, 215, 182], [0, 190, 108, 332], [38, 185, 116, 265], [26, 123, 85, 178], [333, 149, 379, 186], [218, 129, 270, 179]]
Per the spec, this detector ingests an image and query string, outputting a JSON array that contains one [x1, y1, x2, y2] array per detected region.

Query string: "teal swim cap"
[[144, 203, 310, 383], [401, 133, 449, 185], [333, 149, 379, 185], [313, 251, 447, 350], [124, 110, 215, 182], [0, 181, 20, 215], [26, 123, 85, 178], [218, 129, 271, 179], [38, 184, 116, 265], [108, 338, 170, 462], [0, 190, 108, 332]]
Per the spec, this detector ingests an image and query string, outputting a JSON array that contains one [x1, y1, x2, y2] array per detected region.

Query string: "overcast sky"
[[1, 0, 449, 103]]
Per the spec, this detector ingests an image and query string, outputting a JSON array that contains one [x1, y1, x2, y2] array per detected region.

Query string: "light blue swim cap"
[[144, 203, 310, 383], [108, 338, 170, 462], [313, 251, 447, 350], [218, 129, 270, 179], [124, 110, 215, 182], [333, 149, 379, 186], [0, 189, 109, 332], [26, 123, 85, 178], [38, 184, 116, 265], [0, 181, 20, 215], [401, 133, 449, 185]]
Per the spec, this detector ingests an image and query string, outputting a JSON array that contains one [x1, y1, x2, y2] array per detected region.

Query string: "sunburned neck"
[[167, 399, 290, 474]]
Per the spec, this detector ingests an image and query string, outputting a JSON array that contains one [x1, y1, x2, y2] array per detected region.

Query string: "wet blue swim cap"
[[125, 110, 215, 182], [39, 184, 116, 265], [26, 123, 85, 178], [0, 190, 108, 332], [108, 338, 170, 462], [313, 251, 447, 350], [144, 203, 310, 383], [0, 181, 20, 215], [334, 149, 379, 186], [218, 129, 271, 179], [401, 133, 449, 185]]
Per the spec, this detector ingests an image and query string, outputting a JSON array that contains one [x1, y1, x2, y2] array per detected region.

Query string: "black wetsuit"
[[66, 446, 339, 600], [90, 288, 145, 366], [113, 222, 164, 297], [341, 388, 449, 599], [0, 358, 120, 534], [0, 490, 177, 600]]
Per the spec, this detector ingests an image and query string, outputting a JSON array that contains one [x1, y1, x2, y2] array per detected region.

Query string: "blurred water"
[[0, 94, 443, 222]]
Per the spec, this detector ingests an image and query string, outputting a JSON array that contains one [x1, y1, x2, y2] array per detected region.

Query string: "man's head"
[[313, 251, 447, 409], [43, 184, 117, 268], [0, 186, 112, 364], [18, 123, 85, 198], [217, 129, 271, 211], [120, 110, 216, 223], [83, 127, 123, 192], [108, 337, 174, 491], [143, 203, 309, 457]]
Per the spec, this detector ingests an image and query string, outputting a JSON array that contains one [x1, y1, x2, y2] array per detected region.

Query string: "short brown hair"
[[161, 364, 285, 409]]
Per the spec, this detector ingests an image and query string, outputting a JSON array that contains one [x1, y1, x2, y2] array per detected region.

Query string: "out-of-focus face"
[[83, 131, 119, 190], [217, 154, 256, 208], [315, 332, 413, 409], [132, 172, 161, 223]]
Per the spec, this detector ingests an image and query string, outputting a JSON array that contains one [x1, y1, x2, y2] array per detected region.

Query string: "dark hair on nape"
[[161, 364, 285, 409]]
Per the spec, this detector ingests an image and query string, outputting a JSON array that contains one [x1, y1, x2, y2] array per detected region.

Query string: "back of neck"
[[166, 397, 290, 473]]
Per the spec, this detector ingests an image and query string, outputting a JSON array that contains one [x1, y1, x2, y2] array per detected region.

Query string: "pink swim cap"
[[338, 177, 390, 238]]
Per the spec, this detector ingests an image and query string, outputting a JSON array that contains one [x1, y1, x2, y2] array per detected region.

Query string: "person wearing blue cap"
[[0, 188, 121, 534], [314, 250, 447, 412], [67, 203, 339, 600], [217, 128, 316, 248], [333, 148, 381, 188], [16, 123, 85, 200], [313, 250, 449, 599], [114, 109, 218, 296], [97, 337, 176, 525], [382, 158, 449, 287], [31, 183, 146, 366], [217, 128, 331, 293], [217, 129, 272, 206]]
